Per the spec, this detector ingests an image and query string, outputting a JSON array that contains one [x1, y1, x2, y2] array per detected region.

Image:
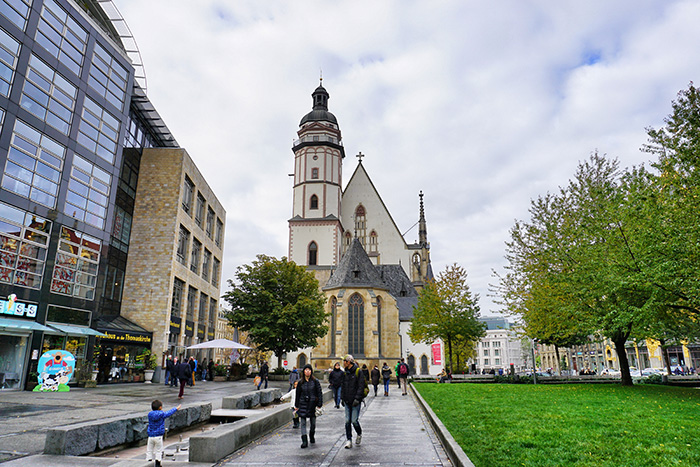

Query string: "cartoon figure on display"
[[34, 350, 76, 392]]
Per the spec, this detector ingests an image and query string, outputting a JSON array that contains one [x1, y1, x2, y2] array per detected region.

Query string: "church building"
[[283, 83, 443, 375]]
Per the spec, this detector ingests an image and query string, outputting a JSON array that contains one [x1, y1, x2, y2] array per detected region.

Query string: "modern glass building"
[[0, 0, 217, 390]]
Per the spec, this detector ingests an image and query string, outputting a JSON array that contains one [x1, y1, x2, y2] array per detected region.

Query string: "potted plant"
[[212, 362, 228, 381], [142, 350, 158, 383]]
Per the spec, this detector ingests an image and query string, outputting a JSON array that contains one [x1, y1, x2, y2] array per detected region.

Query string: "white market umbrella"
[[186, 338, 251, 350]]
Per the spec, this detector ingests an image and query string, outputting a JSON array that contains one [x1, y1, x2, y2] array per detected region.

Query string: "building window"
[[176, 226, 189, 265], [493, 341, 501, 347], [212, 257, 220, 287], [495, 358, 501, 365], [215, 218, 223, 247], [494, 349, 500, 357], [171, 277, 184, 318], [343, 231, 351, 254], [208, 298, 217, 329], [348, 293, 364, 356], [111, 206, 131, 252], [190, 238, 201, 274], [88, 42, 128, 110], [77, 97, 120, 163], [0, 27, 20, 97], [2, 119, 66, 208], [198, 292, 208, 323], [0, 0, 31, 30], [483, 349, 489, 357], [195, 192, 205, 227], [50, 226, 101, 299], [369, 230, 378, 254], [310, 194, 318, 210], [35, 0, 88, 77], [0, 202, 51, 289], [483, 341, 490, 348], [186, 286, 197, 321], [311, 167, 319, 179], [484, 358, 489, 366], [421, 355, 429, 375], [65, 155, 111, 229], [206, 207, 214, 238], [308, 241, 317, 266], [182, 176, 194, 214], [354, 205, 366, 246], [21, 54, 77, 135], [202, 249, 211, 281], [330, 296, 337, 357], [103, 265, 124, 301]]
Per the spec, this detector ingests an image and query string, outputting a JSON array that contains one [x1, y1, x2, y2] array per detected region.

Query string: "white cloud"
[[114, 0, 700, 314]]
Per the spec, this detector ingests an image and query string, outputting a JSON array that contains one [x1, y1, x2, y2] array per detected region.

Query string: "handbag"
[[315, 406, 324, 417], [253, 376, 261, 386]]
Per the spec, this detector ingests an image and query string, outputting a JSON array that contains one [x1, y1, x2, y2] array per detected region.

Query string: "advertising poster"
[[34, 350, 76, 392]]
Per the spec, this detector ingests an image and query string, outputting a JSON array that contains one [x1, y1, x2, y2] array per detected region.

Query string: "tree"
[[409, 264, 485, 373], [223, 255, 328, 369]]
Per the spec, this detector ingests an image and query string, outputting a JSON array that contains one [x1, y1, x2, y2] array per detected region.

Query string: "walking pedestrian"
[[257, 360, 269, 390], [201, 358, 208, 382], [207, 359, 214, 381], [341, 354, 365, 449], [294, 364, 322, 448], [370, 365, 380, 396], [146, 399, 180, 467], [288, 366, 300, 392], [381, 362, 392, 396], [398, 358, 409, 395], [394, 360, 401, 388], [176, 358, 191, 399], [328, 362, 343, 408], [164, 355, 174, 386], [170, 357, 178, 387], [281, 380, 300, 429]]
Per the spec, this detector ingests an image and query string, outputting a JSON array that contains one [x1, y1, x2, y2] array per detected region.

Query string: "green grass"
[[414, 383, 700, 467]]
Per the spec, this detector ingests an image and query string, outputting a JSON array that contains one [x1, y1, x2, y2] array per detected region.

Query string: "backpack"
[[355, 368, 370, 399], [399, 363, 409, 376]]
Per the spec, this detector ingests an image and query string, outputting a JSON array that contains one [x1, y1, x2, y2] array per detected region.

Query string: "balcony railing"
[[293, 135, 343, 147]]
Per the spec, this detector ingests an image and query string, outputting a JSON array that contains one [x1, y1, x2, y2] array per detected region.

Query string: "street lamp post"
[[531, 339, 537, 385]]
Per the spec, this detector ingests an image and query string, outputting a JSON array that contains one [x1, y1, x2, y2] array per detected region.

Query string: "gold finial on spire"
[[320, 69, 323, 85]]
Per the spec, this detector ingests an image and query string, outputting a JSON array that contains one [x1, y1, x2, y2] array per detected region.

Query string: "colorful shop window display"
[[34, 350, 75, 392]]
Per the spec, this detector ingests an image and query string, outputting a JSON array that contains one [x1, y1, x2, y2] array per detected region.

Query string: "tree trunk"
[[660, 339, 672, 375], [276, 353, 283, 370], [447, 337, 453, 374], [612, 335, 633, 386], [554, 345, 561, 375]]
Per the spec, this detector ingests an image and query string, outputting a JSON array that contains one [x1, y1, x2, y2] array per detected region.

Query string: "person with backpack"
[[398, 358, 410, 395], [394, 360, 401, 388], [341, 354, 366, 449]]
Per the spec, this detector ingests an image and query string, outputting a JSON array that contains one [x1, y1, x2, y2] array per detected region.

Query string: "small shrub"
[[638, 373, 665, 385], [271, 367, 290, 375], [213, 363, 228, 376]]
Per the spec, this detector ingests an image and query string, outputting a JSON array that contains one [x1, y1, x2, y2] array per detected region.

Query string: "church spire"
[[418, 191, 428, 247]]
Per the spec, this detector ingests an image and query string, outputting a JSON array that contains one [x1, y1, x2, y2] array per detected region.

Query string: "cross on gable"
[[356, 152, 364, 163]]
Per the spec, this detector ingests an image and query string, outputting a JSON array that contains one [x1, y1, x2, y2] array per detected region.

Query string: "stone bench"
[[44, 403, 212, 456], [189, 389, 331, 463], [221, 387, 282, 409]]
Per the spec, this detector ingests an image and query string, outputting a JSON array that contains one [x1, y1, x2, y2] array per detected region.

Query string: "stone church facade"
[[282, 83, 443, 375]]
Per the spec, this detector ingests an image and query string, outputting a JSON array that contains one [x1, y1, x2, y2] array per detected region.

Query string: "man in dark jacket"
[[328, 362, 344, 408], [257, 361, 269, 390], [341, 354, 365, 449], [164, 356, 174, 386], [176, 358, 191, 399]]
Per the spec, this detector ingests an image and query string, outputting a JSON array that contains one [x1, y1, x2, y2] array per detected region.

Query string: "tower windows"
[[308, 241, 317, 266], [343, 231, 352, 254], [311, 167, 319, 179], [369, 230, 378, 254], [310, 194, 318, 210], [354, 205, 366, 246], [348, 293, 364, 356]]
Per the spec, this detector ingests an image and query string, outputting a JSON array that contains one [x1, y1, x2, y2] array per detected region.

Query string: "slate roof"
[[323, 238, 386, 290], [375, 265, 417, 298], [397, 296, 419, 321]]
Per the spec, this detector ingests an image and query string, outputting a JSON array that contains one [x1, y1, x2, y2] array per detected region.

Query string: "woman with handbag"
[[294, 364, 323, 448]]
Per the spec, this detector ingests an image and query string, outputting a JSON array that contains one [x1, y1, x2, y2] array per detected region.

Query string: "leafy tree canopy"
[[223, 255, 327, 368]]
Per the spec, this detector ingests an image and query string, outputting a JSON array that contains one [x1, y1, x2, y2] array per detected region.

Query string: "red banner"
[[431, 342, 442, 365]]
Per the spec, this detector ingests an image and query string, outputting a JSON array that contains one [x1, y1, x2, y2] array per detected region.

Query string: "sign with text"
[[431, 342, 442, 365], [170, 316, 181, 335], [197, 324, 205, 339], [184, 320, 194, 337], [99, 331, 152, 344], [0, 294, 37, 318]]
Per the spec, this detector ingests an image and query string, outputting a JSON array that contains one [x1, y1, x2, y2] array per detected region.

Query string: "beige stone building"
[[121, 148, 225, 366]]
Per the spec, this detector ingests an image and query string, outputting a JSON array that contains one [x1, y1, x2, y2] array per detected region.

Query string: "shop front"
[[0, 298, 53, 391], [94, 316, 152, 383]]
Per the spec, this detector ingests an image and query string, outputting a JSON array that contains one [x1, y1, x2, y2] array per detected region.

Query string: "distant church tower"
[[289, 82, 345, 271]]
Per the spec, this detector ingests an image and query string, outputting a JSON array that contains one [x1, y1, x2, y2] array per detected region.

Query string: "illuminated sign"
[[1, 294, 37, 318], [100, 332, 152, 344]]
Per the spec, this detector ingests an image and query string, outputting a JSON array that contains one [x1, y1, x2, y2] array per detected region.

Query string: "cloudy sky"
[[113, 0, 700, 315]]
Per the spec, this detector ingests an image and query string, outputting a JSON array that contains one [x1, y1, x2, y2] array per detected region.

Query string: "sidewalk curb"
[[410, 383, 475, 467]]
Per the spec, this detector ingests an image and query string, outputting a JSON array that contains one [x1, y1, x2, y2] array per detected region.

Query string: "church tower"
[[289, 82, 345, 270], [410, 191, 433, 287]]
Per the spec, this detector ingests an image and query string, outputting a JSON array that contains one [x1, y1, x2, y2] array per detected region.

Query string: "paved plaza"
[[0, 379, 455, 466]]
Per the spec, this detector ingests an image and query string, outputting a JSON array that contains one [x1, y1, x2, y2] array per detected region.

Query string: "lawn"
[[414, 382, 700, 467]]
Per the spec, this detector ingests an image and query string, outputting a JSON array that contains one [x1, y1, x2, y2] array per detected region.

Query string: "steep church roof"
[[375, 265, 417, 298], [397, 296, 419, 321], [323, 238, 386, 290]]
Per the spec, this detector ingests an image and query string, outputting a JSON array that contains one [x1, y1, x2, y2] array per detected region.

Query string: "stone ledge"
[[44, 403, 212, 456], [221, 387, 281, 409], [189, 389, 332, 463]]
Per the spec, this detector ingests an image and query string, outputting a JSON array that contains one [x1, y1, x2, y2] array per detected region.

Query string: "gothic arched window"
[[421, 355, 429, 375], [354, 205, 366, 246], [310, 194, 318, 210], [348, 293, 364, 356], [408, 354, 415, 375], [369, 230, 378, 254], [330, 296, 337, 357], [343, 231, 352, 254], [298, 353, 307, 368], [308, 241, 317, 266]]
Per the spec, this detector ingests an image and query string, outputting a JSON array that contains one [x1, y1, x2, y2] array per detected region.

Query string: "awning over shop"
[[46, 323, 107, 337], [0, 317, 55, 332], [94, 315, 152, 344]]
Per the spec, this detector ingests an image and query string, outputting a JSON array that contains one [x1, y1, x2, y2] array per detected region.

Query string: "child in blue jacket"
[[147, 399, 180, 466]]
